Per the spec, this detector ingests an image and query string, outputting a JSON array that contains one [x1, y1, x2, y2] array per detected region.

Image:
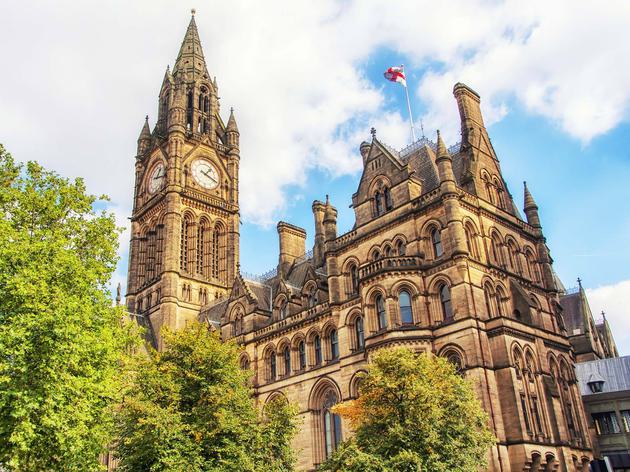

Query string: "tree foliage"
[[0, 145, 133, 471], [319, 348, 496, 472], [114, 322, 299, 472]]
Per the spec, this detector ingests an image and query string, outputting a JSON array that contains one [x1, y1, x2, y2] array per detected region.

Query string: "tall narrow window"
[[521, 394, 532, 432], [376, 295, 387, 330], [465, 225, 478, 259], [396, 240, 406, 256], [330, 329, 339, 360], [491, 235, 503, 266], [399, 290, 413, 324], [269, 352, 276, 381], [180, 218, 189, 271], [439, 284, 453, 321], [431, 228, 443, 258], [155, 224, 165, 275], [495, 287, 505, 316], [323, 390, 342, 459], [283, 346, 291, 376], [307, 288, 317, 308], [186, 91, 193, 130], [384, 187, 392, 210], [484, 284, 495, 318], [355, 316, 364, 350], [374, 191, 383, 216], [314, 335, 322, 365], [298, 341, 306, 370], [201, 223, 212, 278], [279, 301, 287, 320], [531, 397, 543, 433], [349, 264, 359, 295], [146, 229, 156, 281]]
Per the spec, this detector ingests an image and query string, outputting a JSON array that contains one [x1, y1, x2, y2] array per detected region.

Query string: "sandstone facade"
[[126, 13, 596, 471]]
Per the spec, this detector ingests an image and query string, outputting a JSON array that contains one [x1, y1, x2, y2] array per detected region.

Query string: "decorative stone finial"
[[577, 277, 582, 289], [191, 8, 196, 16], [370, 127, 376, 139]]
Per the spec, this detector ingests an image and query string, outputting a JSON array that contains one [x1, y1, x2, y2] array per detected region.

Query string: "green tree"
[[0, 145, 134, 471], [114, 322, 299, 472], [319, 348, 496, 472]]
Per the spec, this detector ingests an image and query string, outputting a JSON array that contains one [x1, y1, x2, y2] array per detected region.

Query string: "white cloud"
[[586, 280, 630, 356], [1, 0, 629, 227]]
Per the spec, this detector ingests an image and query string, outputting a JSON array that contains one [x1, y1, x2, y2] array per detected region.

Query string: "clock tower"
[[126, 11, 240, 348]]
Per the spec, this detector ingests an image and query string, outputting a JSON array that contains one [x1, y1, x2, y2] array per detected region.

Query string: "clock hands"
[[200, 167, 218, 184]]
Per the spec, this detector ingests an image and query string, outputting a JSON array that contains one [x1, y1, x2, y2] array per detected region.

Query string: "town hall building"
[[126, 12, 597, 471]]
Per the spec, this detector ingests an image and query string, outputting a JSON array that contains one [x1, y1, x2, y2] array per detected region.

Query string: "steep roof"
[[173, 11, 210, 80], [576, 355, 630, 395]]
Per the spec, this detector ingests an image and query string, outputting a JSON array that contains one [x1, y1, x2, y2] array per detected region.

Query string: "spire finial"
[[325, 194, 330, 205], [370, 127, 376, 139], [145, 115, 149, 121], [436, 129, 449, 158], [601, 310, 606, 320], [115, 283, 121, 305], [191, 8, 196, 16], [577, 277, 582, 289]]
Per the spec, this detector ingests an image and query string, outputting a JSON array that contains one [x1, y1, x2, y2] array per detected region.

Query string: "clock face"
[[191, 159, 219, 190], [148, 162, 165, 194]]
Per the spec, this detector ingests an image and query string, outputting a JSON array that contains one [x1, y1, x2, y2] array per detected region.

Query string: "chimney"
[[277, 222, 307, 277], [312, 200, 326, 267], [453, 82, 485, 134]]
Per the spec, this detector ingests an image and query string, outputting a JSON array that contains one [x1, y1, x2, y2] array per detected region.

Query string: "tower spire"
[[173, 9, 209, 80], [523, 181, 541, 227]]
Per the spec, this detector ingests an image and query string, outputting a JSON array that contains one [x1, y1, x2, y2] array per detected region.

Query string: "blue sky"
[[0, 0, 628, 353]]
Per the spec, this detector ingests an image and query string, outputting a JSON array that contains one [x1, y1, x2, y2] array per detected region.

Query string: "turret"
[[523, 181, 541, 228], [226, 108, 239, 148], [137, 116, 151, 155], [323, 196, 337, 242], [435, 130, 456, 190], [312, 200, 326, 267]]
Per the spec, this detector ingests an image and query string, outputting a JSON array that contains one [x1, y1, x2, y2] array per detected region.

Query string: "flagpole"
[[402, 67, 417, 142]]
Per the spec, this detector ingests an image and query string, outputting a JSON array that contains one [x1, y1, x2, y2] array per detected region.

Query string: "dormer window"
[[587, 373, 605, 393]]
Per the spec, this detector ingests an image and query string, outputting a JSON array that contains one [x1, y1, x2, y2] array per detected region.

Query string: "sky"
[[1, 0, 629, 353]]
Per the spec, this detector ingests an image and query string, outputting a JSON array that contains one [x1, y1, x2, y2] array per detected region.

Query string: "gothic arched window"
[[490, 233, 503, 267], [431, 227, 443, 258], [330, 329, 339, 360], [464, 224, 479, 260], [322, 390, 342, 459], [267, 350, 277, 382], [495, 286, 506, 316], [354, 316, 365, 350], [283, 345, 291, 376], [396, 240, 406, 256], [349, 264, 359, 295], [439, 284, 453, 321], [376, 294, 387, 330], [374, 190, 383, 216], [298, 341, 306, 370], [399, 290, 413, 324], [384, 187, 392, 211], [484, 283, 495, 318], [197, 219, 211, 277], [314, 335, 322, 366]]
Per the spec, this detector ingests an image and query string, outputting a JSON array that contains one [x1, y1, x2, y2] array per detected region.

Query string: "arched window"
[[314, 335, 322, 365], [240, 356, 250, 370], [371, 250, 381, 261], [465, 224, 479, 260], [283, 345, 291, 376], [374, 191, 383, 216], [490, 234, 503, 267], [197, 219, 211, 277], [279, 300, 287, 320], [439, 284, 453, 321], [495, 286, 506, 316], [349, 264, 359, 295], [484, 283, 495, 318], [383, 245, 392, 257], [268, 351, 277, 382], [431, 227, 443, 258], [234, 314, 243, 335], [376, 294, 387, 330], [186, 91, 193, 129], [180, 216, 194, 272], [355, 316, 364, 350], [307, 286, 317, 308], [399, 290, 413, 324], [323, 390, 342, 459], [298, 341, 306, 370], [396, 240, 406, 256], [330, 329, 339, 360], [212, 222, 225, 281], [384, 187, 392, 211], [444, 350, 464, 375]]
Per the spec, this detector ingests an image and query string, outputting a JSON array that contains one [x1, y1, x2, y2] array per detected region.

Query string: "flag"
[[384, 66, 406, 87]]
